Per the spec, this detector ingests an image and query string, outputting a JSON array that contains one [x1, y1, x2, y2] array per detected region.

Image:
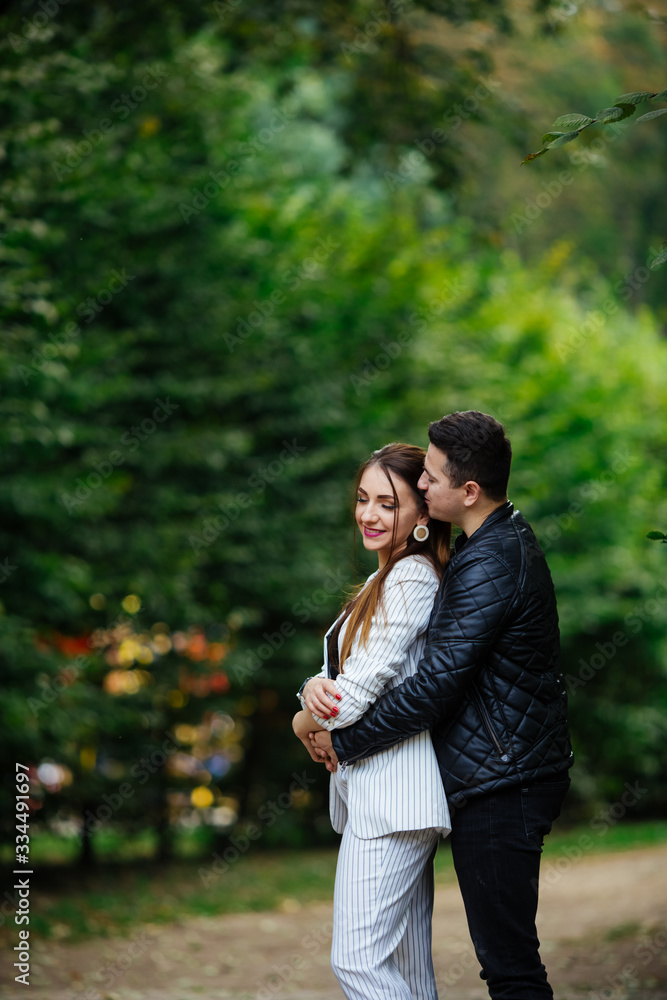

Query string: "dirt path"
[[1, 844, 666, 1000]]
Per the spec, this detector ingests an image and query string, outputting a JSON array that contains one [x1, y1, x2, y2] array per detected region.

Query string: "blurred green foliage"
[[0, 0, 666, 860]]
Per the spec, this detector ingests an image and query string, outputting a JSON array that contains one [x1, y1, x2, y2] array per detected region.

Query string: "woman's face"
[[355, 464, 427, 569]]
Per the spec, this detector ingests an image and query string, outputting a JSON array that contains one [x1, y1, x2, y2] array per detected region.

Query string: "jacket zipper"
[[472, 688, 511, 761]]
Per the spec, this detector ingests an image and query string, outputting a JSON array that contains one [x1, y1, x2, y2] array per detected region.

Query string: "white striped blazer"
[[301, 554, 450, 840]]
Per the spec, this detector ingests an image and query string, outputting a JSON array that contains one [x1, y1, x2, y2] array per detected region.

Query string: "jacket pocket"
[[471, 688, 512, 762]]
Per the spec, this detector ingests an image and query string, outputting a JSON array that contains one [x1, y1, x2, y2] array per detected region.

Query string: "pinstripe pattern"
[[332, 807, 440, 1000], [302, 554, 450, 839], [298, 554, 450, 999]]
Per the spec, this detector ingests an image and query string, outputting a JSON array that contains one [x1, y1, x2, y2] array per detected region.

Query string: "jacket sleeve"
[[312, 566, 438, 731], [331, 549, 517, 763]]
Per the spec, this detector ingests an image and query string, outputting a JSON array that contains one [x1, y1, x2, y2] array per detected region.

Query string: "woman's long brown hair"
[[338, 443, 451, 671]]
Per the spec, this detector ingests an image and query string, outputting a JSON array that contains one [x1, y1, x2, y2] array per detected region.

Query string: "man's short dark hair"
[[428, 411, 511, 501]]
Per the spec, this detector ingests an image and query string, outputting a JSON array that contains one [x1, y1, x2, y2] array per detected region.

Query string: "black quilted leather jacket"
[[331, 501, 573, 807]]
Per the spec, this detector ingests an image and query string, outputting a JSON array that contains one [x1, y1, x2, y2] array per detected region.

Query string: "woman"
[[292, 443, 451, 1000]]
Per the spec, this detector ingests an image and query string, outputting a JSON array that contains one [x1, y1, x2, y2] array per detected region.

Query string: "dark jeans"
[[449, 772, 571, 1000]]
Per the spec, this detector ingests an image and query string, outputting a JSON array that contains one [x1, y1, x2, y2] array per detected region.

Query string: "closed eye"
[[357, 496, 396, 510]]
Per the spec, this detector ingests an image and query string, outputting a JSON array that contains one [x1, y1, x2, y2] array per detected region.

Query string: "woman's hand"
[[303, 676, 341, 719], [310, 729, 339, 773], [292, 709, 328, 764]]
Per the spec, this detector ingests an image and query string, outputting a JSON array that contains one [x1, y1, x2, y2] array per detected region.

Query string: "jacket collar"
[[453, 499, 513, 554]]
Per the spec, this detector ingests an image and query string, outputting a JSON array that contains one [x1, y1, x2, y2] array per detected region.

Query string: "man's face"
[[417, 444, 465, 527]]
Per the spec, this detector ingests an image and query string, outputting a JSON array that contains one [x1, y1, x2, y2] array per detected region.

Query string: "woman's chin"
[[361, 536, 385, 556]]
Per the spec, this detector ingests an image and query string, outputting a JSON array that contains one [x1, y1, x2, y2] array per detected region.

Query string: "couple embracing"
[[293, 410, 573, 1000]]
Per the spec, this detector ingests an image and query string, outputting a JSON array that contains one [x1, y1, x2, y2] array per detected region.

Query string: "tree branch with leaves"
[[521, 88, 667, 269]]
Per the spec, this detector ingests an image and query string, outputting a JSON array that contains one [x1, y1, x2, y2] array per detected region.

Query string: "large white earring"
[[413, 524, 429, 542]]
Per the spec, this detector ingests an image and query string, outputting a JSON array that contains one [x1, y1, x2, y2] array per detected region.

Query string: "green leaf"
[[649, 245, 667, 271], [596, 106, 628, 123], [651, 89, 667, 102], [545, 130, 581, 149], [646, 531, 667, 540], [551, 113, 594, 130], [521, 148, 549, 164], [614, 91, 655, 105], [635, 107, 667, 123], [611, 103, 638, 121], [542, 131, 565, 143]]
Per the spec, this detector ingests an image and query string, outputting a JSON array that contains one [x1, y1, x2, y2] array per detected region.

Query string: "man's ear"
[[462, 481, 482, 507]]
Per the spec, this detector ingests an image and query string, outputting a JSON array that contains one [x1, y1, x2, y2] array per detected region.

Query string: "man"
[[305, 410, 573, 1000]]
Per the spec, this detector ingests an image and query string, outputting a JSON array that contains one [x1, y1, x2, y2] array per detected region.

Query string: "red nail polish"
[[331, 708, 338, 715]]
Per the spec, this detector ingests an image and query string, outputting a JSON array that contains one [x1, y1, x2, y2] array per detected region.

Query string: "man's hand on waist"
[[309, 729, 339, 772]]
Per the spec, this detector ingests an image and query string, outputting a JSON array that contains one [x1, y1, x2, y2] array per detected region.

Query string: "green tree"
[[2, 0, 666, 860]]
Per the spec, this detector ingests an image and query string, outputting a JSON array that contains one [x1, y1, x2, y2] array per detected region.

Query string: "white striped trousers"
[[331, 825, 440, 1000]]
